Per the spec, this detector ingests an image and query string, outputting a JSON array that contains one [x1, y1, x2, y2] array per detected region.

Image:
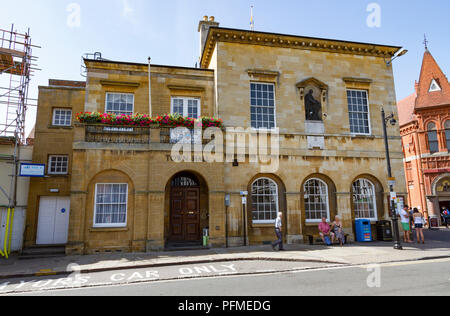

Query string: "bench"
[[307, 234, 349, 246]]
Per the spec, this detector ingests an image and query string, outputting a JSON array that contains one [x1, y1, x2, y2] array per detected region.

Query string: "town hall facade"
[[25, 16, 407, 254]]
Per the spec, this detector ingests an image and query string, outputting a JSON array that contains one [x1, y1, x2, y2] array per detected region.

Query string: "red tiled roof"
[[398, 92, 417, 126], [415, 50, 450, 110]]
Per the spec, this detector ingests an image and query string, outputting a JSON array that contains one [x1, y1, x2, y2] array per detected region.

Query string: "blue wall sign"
[[19, 163, 46, 177]]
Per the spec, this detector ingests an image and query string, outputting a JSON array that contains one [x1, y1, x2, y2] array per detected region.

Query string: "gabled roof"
[[415, 50, 450, 110]]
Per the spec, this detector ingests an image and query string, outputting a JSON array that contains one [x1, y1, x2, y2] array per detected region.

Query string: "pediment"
[[296, 77, 328, 90]]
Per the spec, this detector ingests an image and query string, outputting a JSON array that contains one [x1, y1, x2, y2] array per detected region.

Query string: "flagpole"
[[250, 5, 254, 31]]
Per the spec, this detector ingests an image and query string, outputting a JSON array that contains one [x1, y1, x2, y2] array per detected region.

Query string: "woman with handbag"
[[413, 208, 425, 244]]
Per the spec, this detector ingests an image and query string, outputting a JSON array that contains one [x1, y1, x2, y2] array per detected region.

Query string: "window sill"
[[250, 128, 278, 133], [350, 134, 374, 139], [252, 223, 275, 228], [48, 125, 74, 130], [89, 227, 129, 233]]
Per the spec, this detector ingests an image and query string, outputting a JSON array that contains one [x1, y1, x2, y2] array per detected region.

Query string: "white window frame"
[[170, 97, 201, 119], [352, 178, 378, 221], [304, 178, 330, 223], [347, 89, 372, 136], [47, 155, 69, 175], [250, 82, 277, 131], [93, 183, 128, 228], [251, 177, 279, 224], [105, 93, 135, 116], [52, 108, 72, 127]]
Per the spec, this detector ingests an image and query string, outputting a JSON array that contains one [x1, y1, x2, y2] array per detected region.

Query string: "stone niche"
[[296, 78, 328, 150]]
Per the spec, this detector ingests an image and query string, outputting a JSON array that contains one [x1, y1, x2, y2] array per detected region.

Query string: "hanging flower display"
[[76, 112, 223, 129]]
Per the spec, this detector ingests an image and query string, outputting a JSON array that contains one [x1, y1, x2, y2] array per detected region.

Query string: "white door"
[[36, 197, 70, 245]]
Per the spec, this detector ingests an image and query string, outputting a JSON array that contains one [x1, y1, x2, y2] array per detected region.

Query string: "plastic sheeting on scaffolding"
[[0, 207, 26, 256]]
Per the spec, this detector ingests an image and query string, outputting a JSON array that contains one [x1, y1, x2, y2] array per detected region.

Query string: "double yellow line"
[[0, 208, 15, 259]]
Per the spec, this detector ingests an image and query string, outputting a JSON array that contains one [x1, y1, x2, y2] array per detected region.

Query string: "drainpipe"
[[148, 57, 152, 117]]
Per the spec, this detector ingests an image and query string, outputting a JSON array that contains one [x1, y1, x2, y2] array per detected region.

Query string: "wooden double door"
[[170, 187, 201, 242]]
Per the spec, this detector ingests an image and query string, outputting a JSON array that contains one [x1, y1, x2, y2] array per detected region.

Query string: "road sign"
[[388, 177, 396, 187]]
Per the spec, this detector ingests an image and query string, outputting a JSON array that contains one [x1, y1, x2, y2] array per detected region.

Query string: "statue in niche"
[[305, 89, 322, 121]]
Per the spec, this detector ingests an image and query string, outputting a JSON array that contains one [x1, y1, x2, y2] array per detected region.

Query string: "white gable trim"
[[429, 79, 441, 92]]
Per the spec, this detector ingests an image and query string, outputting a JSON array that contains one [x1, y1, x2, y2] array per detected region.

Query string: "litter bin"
[[429, 216, 439, 230], [376, 220, 393, 241], [355, 219, 373, 242]]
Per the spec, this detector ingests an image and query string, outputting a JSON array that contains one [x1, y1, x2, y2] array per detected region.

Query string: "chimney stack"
[[198, 16, 219, 65]]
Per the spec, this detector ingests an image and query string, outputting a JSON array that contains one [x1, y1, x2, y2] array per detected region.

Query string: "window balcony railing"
[[74, 113, 223, 146], [77, 124, 212, 145], [85, 125, 151, 144]]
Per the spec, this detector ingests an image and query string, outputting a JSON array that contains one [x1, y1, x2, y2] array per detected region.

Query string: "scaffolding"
[[0, 25, 39, 143], [0, 25, 39, 259]]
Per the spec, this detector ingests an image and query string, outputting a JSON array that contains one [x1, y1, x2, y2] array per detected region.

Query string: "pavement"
[[1, 228, 449, 280]]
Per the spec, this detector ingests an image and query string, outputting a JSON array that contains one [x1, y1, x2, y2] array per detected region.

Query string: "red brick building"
[[398, 48, 450, 225]]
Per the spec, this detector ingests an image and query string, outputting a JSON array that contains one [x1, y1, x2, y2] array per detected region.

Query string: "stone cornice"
[[247, 69, 280, 79], [201, 27, 402, 68]]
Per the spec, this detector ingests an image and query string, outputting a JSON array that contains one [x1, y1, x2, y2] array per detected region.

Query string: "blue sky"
[[1, 0, 449, 134]]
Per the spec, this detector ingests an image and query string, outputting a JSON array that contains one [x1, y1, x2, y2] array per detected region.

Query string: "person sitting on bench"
[[318, 217, 335, 245]]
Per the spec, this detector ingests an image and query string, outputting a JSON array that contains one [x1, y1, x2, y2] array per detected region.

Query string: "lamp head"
[[396, 49, 408, 57]]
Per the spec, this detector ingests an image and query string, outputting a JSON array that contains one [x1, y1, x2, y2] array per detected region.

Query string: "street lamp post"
[[381, 108, 403, 250]]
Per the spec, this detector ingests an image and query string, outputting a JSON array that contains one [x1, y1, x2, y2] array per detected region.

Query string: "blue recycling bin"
[[355, 219, 373, 242]]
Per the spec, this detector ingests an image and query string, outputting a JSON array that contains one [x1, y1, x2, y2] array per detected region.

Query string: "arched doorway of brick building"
[[166, 172, 209, 248], [435, 176, 450, 225]]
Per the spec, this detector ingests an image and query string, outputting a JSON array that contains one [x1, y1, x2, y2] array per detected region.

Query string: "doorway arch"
[[167, 172, 209, 243]]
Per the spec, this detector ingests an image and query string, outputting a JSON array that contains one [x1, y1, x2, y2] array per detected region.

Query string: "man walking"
[[272, 212, 285, 251], [442, 207, 450, 229]]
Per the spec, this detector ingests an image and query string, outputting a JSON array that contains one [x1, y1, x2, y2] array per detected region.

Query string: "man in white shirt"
[[272, 212, 285, 251]]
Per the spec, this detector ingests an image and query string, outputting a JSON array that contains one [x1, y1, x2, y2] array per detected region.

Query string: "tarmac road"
[[3, 258, 450, 296]]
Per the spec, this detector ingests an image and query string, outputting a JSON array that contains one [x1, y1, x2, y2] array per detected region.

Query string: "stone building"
[[398, 48, 450, 224], [26, 17, 406, 255]]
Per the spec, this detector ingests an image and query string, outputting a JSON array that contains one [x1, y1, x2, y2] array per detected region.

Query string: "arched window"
[[304, 179, 330, 222], [427, 122, 439, 153], [171, 174, 199, 187], [445, 120, 450, 150], [251, 178, 279, 223], [352, 179, 377, 220]]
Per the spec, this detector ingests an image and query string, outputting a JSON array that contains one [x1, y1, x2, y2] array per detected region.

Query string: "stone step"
[[20, 246, 66, 260], [165, 241, 209, 252]]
